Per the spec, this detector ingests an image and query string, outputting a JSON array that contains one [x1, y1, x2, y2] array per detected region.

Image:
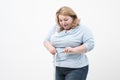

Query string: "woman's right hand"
[[48, 46, 56, 55], [44, 41, 56, 55]]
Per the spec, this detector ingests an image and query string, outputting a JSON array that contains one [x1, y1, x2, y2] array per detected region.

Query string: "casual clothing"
[[44, 23, 94, 68], [44, 23, 94, 80]]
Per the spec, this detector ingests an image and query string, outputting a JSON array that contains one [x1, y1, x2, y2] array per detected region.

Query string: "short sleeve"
[[44, 25, 57, 42]]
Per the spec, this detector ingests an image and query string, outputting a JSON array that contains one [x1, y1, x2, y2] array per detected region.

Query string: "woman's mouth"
[[63, 24, 68, 27]]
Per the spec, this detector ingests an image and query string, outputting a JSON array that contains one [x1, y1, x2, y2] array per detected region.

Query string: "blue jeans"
[[55, 65, 88, 80]]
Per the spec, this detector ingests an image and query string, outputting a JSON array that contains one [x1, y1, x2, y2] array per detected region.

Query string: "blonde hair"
[[56, 6, 79, 32]]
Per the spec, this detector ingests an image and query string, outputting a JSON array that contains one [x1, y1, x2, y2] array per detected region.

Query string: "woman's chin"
[[63, 27, 70, 30]]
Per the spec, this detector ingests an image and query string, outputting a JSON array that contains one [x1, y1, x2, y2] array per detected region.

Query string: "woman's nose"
[[62, 21, 66, 24]]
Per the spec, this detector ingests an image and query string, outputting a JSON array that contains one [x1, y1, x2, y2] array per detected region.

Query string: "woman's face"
[[58, 15, 73, 30]]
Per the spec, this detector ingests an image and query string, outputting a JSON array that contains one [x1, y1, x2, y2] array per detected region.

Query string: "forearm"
[[64, 44, 87, 54], [72, 44, 87, 54], [43, 41, 54, 50], [43, 41, 56, 54]]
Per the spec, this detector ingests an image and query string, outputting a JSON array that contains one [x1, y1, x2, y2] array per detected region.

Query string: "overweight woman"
[[43, 6, 94, 80]]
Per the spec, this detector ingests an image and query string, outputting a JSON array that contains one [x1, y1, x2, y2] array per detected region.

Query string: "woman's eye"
[[59, 20, 62, 22]]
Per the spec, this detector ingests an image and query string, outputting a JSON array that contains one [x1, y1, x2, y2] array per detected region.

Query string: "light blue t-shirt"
[[44, 23, 94, 68]]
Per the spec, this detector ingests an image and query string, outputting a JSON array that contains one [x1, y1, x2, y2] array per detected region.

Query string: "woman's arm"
[[43, 41, 56, 55], [64, 26, 94, 54], [43, 25, 57, 55], [64, 44, 86, 54]]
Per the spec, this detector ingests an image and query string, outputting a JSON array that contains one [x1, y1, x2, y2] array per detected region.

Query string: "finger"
[[64, 49, 67, 53]]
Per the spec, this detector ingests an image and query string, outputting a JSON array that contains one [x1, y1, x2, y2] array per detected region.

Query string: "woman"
[[43, 6, 94, 80]]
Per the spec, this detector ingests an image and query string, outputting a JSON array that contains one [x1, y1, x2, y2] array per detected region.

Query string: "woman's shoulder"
[[49, 24, 59, 31]]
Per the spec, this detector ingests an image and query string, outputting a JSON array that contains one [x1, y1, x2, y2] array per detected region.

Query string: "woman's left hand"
[[64, 47, 74, 53]]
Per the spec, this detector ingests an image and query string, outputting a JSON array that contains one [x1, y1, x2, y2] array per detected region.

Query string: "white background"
[[0, 0, 120, 80]]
